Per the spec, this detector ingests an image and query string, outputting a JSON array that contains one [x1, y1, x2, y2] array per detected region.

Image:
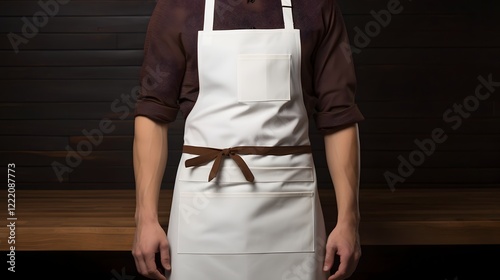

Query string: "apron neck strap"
[[203, 0, 295, 31], [281, 0, 294, 30]]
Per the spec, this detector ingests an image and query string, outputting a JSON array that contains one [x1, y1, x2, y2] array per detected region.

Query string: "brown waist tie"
[[183, 145, 312, 182]]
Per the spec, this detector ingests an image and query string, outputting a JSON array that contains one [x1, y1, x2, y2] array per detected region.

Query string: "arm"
[[131, 1, 185, 278], [132, 116, 170, 280], [322, 123, 362, 280], [325, 123, 360, 230]]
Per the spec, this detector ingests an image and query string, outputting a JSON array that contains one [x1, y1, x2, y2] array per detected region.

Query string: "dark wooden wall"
[[0, 0, 499, 190]]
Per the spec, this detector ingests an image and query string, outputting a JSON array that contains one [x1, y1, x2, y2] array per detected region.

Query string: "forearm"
[[324, 123, 361, 229], [133, 116, 169, 225]]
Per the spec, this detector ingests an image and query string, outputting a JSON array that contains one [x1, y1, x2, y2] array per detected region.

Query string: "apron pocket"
[[237, 54, 291, 102], [177, 190, 315, 254]]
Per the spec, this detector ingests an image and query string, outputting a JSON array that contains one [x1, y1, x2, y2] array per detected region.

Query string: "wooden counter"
[[1, 188, 499, 251]]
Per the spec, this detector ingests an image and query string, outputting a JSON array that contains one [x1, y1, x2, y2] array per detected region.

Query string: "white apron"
[[166, 0, 329, 279]]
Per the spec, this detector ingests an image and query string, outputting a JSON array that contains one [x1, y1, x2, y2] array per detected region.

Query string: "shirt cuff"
[[314, 104, 365, 134], [134, 98, 179, 124]]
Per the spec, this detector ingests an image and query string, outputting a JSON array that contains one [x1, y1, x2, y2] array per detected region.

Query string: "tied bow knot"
[[220, 148, 233, 157], [184, 146, 255, 182], [183, 145, 312, 183]]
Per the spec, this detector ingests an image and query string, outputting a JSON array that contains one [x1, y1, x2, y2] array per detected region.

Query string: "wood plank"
[[359, 134, 500, 151], [9, 166, 69, 182], [358, 221, 500, 245], [0, 33, 118, 50], [69, 135, 137, 151], [0, 102, 136, 120], [69, 129, 184, 151], [0, 50, 143, 66], [358, 101, 495, 118], [343, 15, 500, 32], [0, 136, 68, 150], [319, 167, 500, 185], [337, 0, 500, 15], [0, 16, 150, 33], [0, 80, 141, 102], [359, 151, 500, 168], [12, 182, 138, 190], [347, 183, 500, 189], [117, 33, 147, 49], [355, 65, 500, 101], [0, 188, 498, 250], [0, 0, 499, 16], [0, 151, 136, 166], [352, 48, 500, 65], [7, 227, 138, 251], [0, 1, 157, 16], [0, 33, 146, 50], [68, 166, 160, 183], [350, 30, 500, 48], [0, 66, 140, 79], [338, 187, 500, 216], [358, 118, 500, 134], [0, 120, 136, 135]]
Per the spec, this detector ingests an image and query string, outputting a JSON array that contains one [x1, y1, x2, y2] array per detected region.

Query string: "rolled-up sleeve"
[[312, 0, 364, 134], [134, 0, 186, 123]]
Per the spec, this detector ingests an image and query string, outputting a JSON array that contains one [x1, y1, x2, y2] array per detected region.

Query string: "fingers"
[[133, 249, 167, 280], [323, 242, 337, 272], [328, 250, 351, 280], [146, 252, 168, 280], [328, 247, 361, 280], [132, 249, 147, 278], [159, 238, 172, 272]]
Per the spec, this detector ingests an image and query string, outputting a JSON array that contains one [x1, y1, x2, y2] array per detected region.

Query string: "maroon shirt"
[[134, 0, 364, 134]]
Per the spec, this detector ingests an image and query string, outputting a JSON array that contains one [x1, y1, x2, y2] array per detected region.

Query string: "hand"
[[323, 224, 362, 280], [132, 221, 171, 280]]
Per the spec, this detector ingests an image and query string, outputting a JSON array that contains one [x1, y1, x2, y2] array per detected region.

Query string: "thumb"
[[159, 239, 171, 271], [323, 242, 337, 272]]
